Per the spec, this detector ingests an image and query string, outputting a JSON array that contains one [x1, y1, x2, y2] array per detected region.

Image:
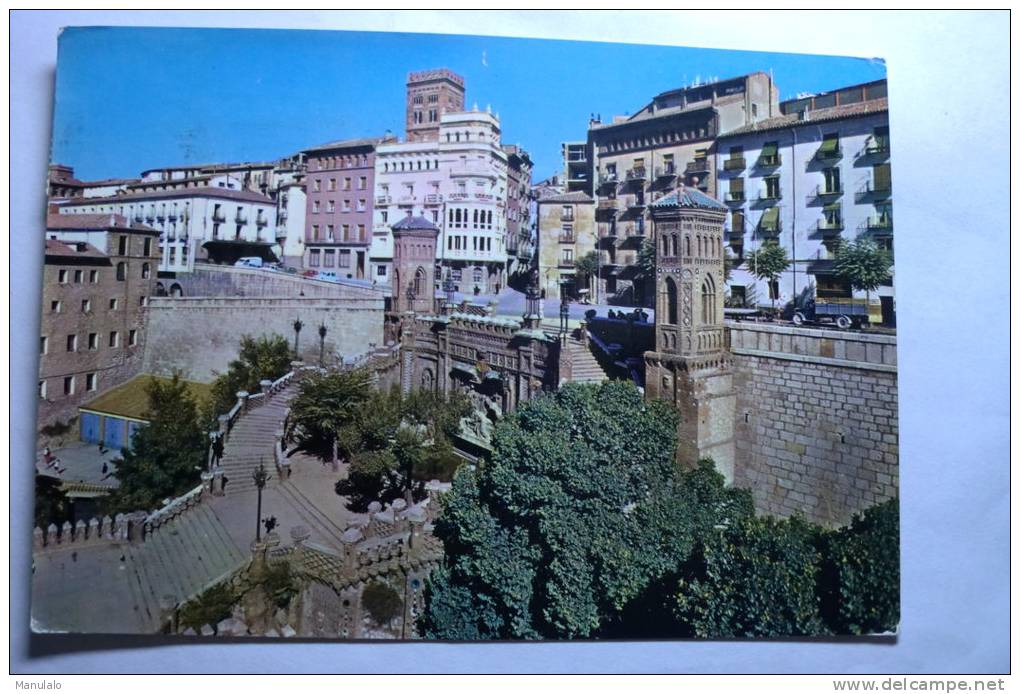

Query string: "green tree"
[[206, 334, 293, 421], [672, 514, 827, 638], [419, 381, 753, 640], [285, 368, 373, 468], [362, 581, 404, 627], [106, 375, 207, 513], [819, 498, 899, 635], [745, 241, 790, 310], [833, 238, 893, 308], [35, 475, 72, 528], [574, 250, 599, 300]]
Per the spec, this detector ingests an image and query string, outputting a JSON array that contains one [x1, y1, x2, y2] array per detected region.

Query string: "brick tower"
[[405, 69, 466, 143], [391, 214, 439, 314], [643, 184, 736, 481]]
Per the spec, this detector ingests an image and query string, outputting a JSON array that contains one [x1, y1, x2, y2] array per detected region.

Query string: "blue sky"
[[51, 27, 885, 182]]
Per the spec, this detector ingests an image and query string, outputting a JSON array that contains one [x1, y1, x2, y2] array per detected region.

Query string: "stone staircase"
[[566, 334, 610, 384], [123, 503, 246, 629], [218, 384, 299, 495]]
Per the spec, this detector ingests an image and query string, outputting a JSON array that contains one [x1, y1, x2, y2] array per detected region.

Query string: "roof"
[[55, 186, 276, 206], [590, 103, 715, 132], [719, 98, 889, 138], [46, 213, 159, 234], [650, 185, 727, 211], [303, 136, 391, 154], [79, 374, 213, 421], [391, 215, 440, 232], [44, 238, 108, 261], [538, 191, 594, 204]]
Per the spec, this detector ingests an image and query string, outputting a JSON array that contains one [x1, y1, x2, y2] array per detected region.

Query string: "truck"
[[791, 297, 871, 330]]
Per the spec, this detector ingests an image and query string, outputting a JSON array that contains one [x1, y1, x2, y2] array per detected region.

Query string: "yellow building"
[[536, 191, 596, 302]]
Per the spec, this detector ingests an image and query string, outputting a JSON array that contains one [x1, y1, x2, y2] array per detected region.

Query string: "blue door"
[[80, 412, 101, 444], [103, 417, 125, 451]]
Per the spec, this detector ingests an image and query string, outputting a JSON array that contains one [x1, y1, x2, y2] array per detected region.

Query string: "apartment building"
[[55, 186, 278, 273], [536, 191, 596, 301], [39, 214, 160, 439], [716, 79, 893, 323], [587, 73, 779, 305], [302, 137, 393, 279], [504, 144, 534, 278]]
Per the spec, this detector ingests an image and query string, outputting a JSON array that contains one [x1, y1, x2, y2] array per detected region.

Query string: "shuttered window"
[[873, 163, 891, 192]]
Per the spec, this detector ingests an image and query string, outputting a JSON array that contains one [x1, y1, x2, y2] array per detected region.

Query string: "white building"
[[715, 80, 893, 324], [371, 108, 509, 295], [55, 187, 279, 274]]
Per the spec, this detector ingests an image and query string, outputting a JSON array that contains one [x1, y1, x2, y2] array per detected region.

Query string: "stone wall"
[[143, 296, 385, 382], [160, 263, 383, 301], [728, 321, 898, 527]]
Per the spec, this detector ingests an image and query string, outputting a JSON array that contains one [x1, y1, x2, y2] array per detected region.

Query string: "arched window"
[[116, 262, 126, 281], [670, 234, 678, 257], [414, 266, 426, 297], [170, 283, 183, 298], [697, 235, 703, 257], [665, 276, 678, 325], [662, 235, 669, 255], [141, 262, 150, 279], [701, 274, 716, 324], [684, 236, 691, 257]]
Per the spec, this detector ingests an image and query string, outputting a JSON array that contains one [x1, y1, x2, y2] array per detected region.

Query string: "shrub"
[[362, 581, 403, 627]]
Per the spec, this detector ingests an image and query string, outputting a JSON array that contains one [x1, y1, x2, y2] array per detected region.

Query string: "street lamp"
[[252, 461, 271, 542], [559, 295, 570, 335], [406, 285, 416, 314], [443, 277, 455, 314], [318, 323, 327, 367], [292, 318, 304, 358]]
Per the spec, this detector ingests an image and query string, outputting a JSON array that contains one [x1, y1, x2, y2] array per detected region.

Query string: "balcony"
[[855, 180, 892, 203], [627, 197, 646, 210], [598, 172, 619, 187], [602, 224, 618, 239], [757, 190, 783, 203], [813, 144, 843, 163], [212, 210, 227, 223], [756, 223, 783, 238], [398, 195, 416, 206], [723, 157, 746, 172], [558, 259, 575, 268], [654, 164, 677, 179], [475, 193, 494, 201], [167, 211, 178, 222], [685, 159, 710, 175], [133, 211, 144, 222], [859, 216, 893, 236], [424, 193, 443, 205], [558, 234, 575, 244], [756, 154, 782, 168], [811, 183, 844, 199], [375, 195, 392, 205], [235, 212, 248, 224], [561, 212, 575, 222], [448, 192, 470, 201], [813, 219, 844, 236], [857, 139, 891, 160], [597, 198, 618, 211], [725, 191, 746, 204], [278, 209, 288, 222], [256, 216, 268, 228], [625, 167, 647, 182]]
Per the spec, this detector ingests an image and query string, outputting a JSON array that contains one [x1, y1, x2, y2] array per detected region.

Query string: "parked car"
[[234, 256, 263, 269], [315, 271, 338, 283], [792, 297, 870, 330]]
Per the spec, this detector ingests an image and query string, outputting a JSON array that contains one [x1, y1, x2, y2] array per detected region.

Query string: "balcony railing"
[[757, 190, 783, 202], [256, 216, 268, 228], [235, 213, 248, 224], [857, 140, 891, 159], [133, 212, 144, 222], [424, 193, 443, 205], [475, 193, 494, 201], [655, 164, 677, 179], [375, 195, 391, 205], [599, 173, 619, 186], [398, 195, 416, 205], [558, 259, 575, 268], [813, 219, 844, 235], [212, 211, 227, 223], [723, 157, 746, 171], [278, 209, 288, 221], [813, 145, 843, 162], [627, 198, 646, 210], [685, 159, 710, 175], [756, 154, 782, 168], [626, 167, 647, 181], [859, 217, 894, 235], [812, 183, 844, 198], [597, 198, 618, 210], [725, 191, 746, 204], [854, 180, 892, 203], [561, 212, 575, 222], [603, 224, 618, 238], [559, 234, 575, 244], [756, 223, 783, 237], [448, 192, 469, 201]]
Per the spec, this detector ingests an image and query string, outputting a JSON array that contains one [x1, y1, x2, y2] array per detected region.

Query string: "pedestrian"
[[101, 462, 108, 475]]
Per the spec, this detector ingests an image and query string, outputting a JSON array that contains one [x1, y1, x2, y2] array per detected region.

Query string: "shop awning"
[[760, 142, 779, 157], [819, 136, 840, 154]]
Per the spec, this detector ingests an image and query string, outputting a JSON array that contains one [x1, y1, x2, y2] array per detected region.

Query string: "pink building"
[[302, 137, 394, 279]]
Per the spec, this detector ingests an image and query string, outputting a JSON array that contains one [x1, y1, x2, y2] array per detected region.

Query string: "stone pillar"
[[236, 390, 250, 413], [126, 511, 148, 543], [259, 379, 273, 394], [201, 471, 215, 497], [212, 468, 225, 496]]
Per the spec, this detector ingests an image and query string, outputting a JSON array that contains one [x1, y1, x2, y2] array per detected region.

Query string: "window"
[[74, 270, 83, 283], [823, 167, 841, 194], [142, 262, 151, 279], [324, 249, 336, 267], [327, 200, 335, 213], [81, 299, 91, 312], [39, 380, 46, 399], [40, 336, 47, 354], [818, 133, 840, 160], [342, 200, 351, 212], [728, 177, 744, 201], [118, 236, 127, 255], [666, 277, 678, 324], [343, 177, 352, 191], [63, 376, 75, 396], [339, 250, 351, 268], [66, 334, 77, 352], [313, 179, 321, 192], [108, 297, 118, 311], [86, 373, 97, 392], [377, 265, 387, 277], [327, 224, 335, 241], [312, 201, 320, 214], [51, 300, 60, 313], [109, 331, 119, 348], [357, 224, 366, 241], [129, 329, 138, 346], [357, 199, 366, 211], [312, 224, 321, 241], [139, 296, 147, 307], [143, 238, 152, 256], [88, 332, 98, 350], [873, 163, 892, 192], [359, 176, 367, 190], [562, 205, 574, 221], [764, 176, 781, 200], [58, 269, 68, 283], [328, 178, 337, 191], [561, 248, 574, 264], [759, 142, 780, 166], [89, 270, 99, 283], [116, 262, 126, 281], [309, 249, 321, 267], [870, 126, 891, 153]]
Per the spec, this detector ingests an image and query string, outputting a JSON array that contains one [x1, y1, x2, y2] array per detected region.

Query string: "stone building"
[[716, 79, 893, 323], [503, 144, 534, 279], [536, 191, 596, 301], [404, 68, 466, 143], [579, 73, 779, 305], [302, 137, 394, 279], [642, 185, 736, 480], [390, 215, 440, 314], [38, 214, 160, 440]]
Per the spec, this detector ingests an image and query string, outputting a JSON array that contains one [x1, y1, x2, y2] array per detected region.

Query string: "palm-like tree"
[[285, 368, 373, 468], [574, 251, 599, 300]]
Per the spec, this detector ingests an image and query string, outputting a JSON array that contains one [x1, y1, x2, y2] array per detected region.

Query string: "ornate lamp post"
[[559, 295, 570, 335], [406, 285, 416, 314], [318, 323, 327, 367], [252, 461, 271, 542], [443, 277, 455, 314], [292, 318, 304, 358]]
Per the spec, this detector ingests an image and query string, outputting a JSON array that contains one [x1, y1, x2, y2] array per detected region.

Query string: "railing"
[[626, 167, 647, 181], [561, 212, 575, 221], [855, 180, 892, 203], [655, 164, 677, 178], [424, 193, 443, 204], [725, 191, 746, 203], [813, 145, 843, 162], [812, 183, 844, 198], [398, 196, 416, 205], [756, 154, 782, 168], [858, 140, 891, 158], [375, 195, 391, 205], [558, 259, 575, 268], [475, 193, 494, 201], [597, 198, 617, 210], [685, 159, 709, 174], [235, 212, 248, 224], [145, 484, 204, 534], [599, 173, 619, 186], [256, 216, 268, 227], [448, 192, 469, 201], [813, 219, 844, 235], [33, 513, 131, 550], [757, 190, 783, 202], [559, 234, 575, 243], [212, 211, 227, 223], [627, 198, 646, 209], [858, 217, 893, 234], [757, 224, 782, 237], [723, 157, 746, 171]]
